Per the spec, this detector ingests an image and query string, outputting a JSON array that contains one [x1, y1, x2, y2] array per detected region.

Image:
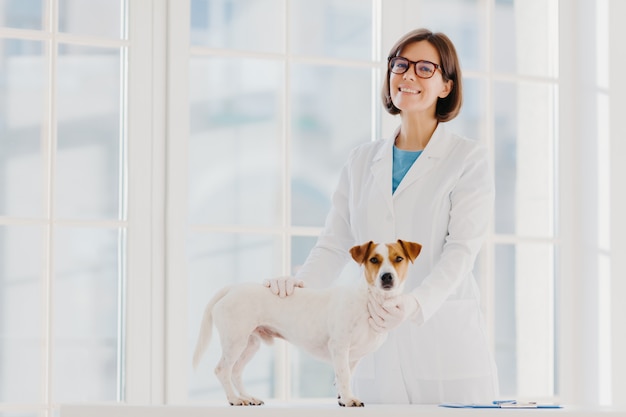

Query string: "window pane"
[[52, 227, 123, 402], [290, 63, 371, 227], [58, 0, 124, 39], [494, 0, 558, 77], [188, 232, 281, 402], [494, 81, 556, 237], [291, 349, 335, 398], [55, 45, 124, 220], [0, 39, 45, 218], [188, 57, 284, 227], [0, 0, 44, 30], [291, 235, 316, 275], [190, 0, 285, 53], [494, 243, 555, 397], [0, 225, 43, 403], [289, 0, 372, 60], [448, 77, 487, 142], [418, 0, 488, 72]]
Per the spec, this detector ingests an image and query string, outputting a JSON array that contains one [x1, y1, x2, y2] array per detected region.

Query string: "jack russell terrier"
[[192, 239, 422, 407]]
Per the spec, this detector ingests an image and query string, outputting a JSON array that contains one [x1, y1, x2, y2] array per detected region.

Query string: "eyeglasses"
[[388, 56, 442, 79]]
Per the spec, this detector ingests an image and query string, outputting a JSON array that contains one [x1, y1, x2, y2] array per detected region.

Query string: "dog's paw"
[[338, 397, 365, 407], [247, 397, 264, 406], [229, 396, 264, 406]]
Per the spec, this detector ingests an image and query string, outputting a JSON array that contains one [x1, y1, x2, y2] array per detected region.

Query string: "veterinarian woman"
[[266, 28, 499, 404]]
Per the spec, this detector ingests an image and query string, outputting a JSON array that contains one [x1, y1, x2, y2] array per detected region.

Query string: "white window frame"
[[608, 0, 626, 408], [558, 0, 626, 408], [124, 0, 168, 404], [0, 0, 161, 413]]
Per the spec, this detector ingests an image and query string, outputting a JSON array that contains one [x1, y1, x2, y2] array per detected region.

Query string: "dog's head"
[[349, 240, 422, 296]]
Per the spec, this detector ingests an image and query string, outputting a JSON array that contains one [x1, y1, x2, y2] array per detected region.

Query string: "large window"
[[0, 0, 128, 412], [1, 0, 624, 415]]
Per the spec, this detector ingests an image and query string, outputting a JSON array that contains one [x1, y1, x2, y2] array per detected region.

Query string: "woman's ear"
[[439, 79, 453, 99]]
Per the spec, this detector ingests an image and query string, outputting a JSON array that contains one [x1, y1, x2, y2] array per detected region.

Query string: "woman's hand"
[[367, 292, 421, 332], [263, 276, 305, 297]]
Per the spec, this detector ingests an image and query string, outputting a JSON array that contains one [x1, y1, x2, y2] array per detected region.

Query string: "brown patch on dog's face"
[[349, 241, 375, 265], [397, 239, 422, 262], [350, 241, 379, 286]]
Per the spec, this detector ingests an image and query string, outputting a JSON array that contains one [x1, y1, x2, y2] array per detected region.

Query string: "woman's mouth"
[[399, 87, 419, 94]]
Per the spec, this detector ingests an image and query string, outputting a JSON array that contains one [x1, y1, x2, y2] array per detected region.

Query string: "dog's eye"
[[369, 257, 379, 264], [395, 256, 404, 262]]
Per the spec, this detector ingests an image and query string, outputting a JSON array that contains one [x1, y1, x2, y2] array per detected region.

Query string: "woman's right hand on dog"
[[263, 276, 305, 297]]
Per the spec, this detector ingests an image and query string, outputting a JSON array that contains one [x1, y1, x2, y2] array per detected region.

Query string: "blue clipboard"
[[440, 400, 563, 409]]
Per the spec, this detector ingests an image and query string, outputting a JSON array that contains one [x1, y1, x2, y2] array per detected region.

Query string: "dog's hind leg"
[[231, 334, 264, 405], [215, 334, 254, 406]]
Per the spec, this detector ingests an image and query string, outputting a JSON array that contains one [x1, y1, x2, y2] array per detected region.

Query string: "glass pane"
[[291, 348, 335, 398], [190, 0, 284, 53], [448, 77, 487, 142], [52, 227, 123, 402], [494, 81, 556, 237], [289, 0, 372, 60], [418, 0, 488, 72], [55, 45, 124, 220], [494, 0, 558, 77], [0, 39, 45, 218], [58, 0, 124, 39], [0, 225, 43, 403], [188, 57, 284, 227], [291, 235, 316, 275], [188, 232, 282, 402], [0, 0, 44, 30], [290, 63, 371, 227], [494, 243, 555, 397]]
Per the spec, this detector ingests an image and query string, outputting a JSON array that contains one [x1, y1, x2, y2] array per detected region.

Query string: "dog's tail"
[[192, 286, 231, 369]]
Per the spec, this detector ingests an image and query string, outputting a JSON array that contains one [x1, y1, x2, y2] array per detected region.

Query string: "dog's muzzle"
[[380, 272, 394, 289]]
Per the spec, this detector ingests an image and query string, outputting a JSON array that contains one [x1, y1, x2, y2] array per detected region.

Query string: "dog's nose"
[[380, 273, 394, 287]]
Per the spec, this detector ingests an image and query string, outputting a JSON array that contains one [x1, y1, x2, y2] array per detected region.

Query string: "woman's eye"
[[418, 65, 433, 74], [392, 61, 408, 71]]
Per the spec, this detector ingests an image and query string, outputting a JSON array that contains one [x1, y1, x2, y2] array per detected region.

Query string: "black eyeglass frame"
[[388, 56, 442, 79]]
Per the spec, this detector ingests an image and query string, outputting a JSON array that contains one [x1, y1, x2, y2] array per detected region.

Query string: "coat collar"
[[371, 123, 453, 201], [373, 123, 451, 161]]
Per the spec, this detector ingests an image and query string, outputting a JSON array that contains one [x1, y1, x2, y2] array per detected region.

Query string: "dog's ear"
[[398, 240, 422, 263], [350, 241, 374, 265]]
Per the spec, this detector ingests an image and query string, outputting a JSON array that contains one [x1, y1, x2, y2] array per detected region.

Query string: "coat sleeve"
[[294, 150, 357, 288], [412, 144, 495, 323]]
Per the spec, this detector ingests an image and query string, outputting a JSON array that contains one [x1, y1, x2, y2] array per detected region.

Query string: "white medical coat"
[[295, 123, 499, 404]]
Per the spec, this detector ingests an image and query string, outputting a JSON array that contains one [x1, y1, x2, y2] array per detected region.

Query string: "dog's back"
[[193, 282, 372, 365]]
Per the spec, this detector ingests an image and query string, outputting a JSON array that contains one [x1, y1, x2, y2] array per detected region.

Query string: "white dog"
[[192, 239, 422, 407]]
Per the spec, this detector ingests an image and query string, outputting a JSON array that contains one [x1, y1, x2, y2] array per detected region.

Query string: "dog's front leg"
[[329, 344, 363, 407]]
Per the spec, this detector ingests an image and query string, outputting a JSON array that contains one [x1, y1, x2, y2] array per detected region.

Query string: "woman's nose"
[[402, 64, 416, 80]]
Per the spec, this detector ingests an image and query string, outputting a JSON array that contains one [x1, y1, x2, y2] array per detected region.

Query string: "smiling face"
[[388, 40, 453, 119]]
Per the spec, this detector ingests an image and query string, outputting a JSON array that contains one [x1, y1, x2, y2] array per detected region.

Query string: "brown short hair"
[[382, 28, 462, 122]]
